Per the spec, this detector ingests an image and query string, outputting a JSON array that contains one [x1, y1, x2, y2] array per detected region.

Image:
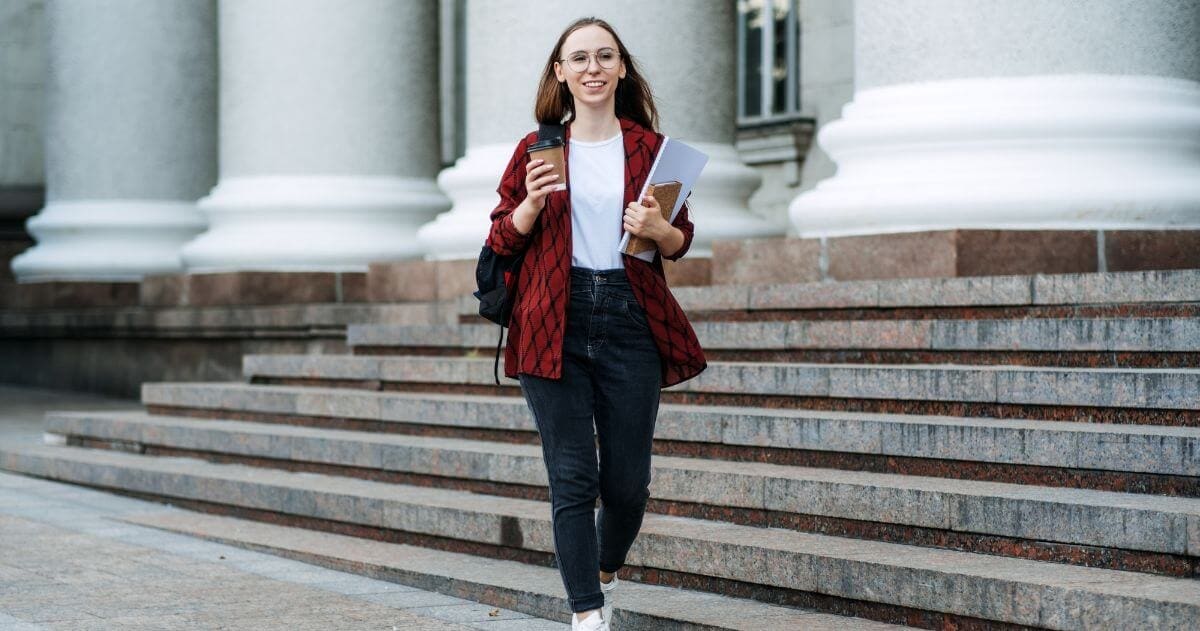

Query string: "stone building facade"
[[3, 0, 1198, 283], [0, 0, 1195, 290]]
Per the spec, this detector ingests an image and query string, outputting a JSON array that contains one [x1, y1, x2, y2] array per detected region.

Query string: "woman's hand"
[[623, 195, 671, 240], [512, 158, 561, 235], [523, 159, 560, 211]]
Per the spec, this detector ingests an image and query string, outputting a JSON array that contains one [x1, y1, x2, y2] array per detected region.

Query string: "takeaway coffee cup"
[[526, 137, 567, 192]]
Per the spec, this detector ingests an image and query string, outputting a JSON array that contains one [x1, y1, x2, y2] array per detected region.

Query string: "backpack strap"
[[493, 326, 504, 386], [538, 122, 565, 142]]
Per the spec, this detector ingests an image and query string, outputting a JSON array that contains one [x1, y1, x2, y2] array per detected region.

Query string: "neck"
[[570, 105, 620, 142]]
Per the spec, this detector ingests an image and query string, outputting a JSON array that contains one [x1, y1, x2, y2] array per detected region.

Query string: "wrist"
[[512, 199, 538, 235], [652, 222, 676, 244]]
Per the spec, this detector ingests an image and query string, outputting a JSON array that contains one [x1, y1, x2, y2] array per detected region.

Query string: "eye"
[[569, 53, 588, 63], [598, 49, 617, 62]]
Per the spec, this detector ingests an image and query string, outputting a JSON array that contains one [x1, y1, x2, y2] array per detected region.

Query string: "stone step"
[[119, 511, 910, 631], [451, 269, 1200, 322], [3, 445, 1197, 630], [140, 382, 1200, 496], [0, 301, 455, 336], [45, 410, 1200, 576], [348, 317, 1200, 368], [352, 318, 1200, 353], [239, 354, 1200, 422]]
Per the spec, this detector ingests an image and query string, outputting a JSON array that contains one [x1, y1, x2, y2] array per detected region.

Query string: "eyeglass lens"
[[566, 48, 619, 72]]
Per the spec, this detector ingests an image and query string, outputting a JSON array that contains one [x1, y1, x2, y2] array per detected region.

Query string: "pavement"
[[0, 383, 568, 630]]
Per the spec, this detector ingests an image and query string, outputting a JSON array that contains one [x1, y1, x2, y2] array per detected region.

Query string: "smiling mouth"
[[583, 81, 606, 88]]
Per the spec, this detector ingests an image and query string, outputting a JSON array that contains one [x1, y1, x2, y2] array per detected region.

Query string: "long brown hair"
[[534, 17, 659, 131]]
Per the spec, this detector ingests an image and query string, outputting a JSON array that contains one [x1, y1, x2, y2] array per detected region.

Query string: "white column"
[[789, 0, 1200, 237], [11, 0, 215, 281], [180, 0, 448, 272], [419, 0, 779, 260], [1, 0, 46, 243]]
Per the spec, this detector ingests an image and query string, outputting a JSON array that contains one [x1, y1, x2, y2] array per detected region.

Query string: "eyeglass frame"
[[557, 47, 623, 73]]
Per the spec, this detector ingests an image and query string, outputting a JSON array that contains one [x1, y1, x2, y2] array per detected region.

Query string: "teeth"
[[585, 82, 605, 87]]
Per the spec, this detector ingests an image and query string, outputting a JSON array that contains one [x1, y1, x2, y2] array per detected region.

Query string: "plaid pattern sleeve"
[[486, 135, 537, 256], [661, 200, 694, 262]]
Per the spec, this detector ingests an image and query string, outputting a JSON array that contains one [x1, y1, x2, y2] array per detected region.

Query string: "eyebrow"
[[565, 46, 616, 55]]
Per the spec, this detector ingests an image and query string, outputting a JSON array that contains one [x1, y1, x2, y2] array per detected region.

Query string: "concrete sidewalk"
[[0, 384, 567, 630]]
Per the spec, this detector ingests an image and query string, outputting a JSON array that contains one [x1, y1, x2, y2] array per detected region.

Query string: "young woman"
[[485, 17, 706, 631]]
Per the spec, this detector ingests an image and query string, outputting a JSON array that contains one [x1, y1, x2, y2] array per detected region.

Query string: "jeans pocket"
[[622, 298, 650, 331]]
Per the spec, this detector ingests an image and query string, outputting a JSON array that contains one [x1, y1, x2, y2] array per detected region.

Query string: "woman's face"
[[553, 25, 627, 112]]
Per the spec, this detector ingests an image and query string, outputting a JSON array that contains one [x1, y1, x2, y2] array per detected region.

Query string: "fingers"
[[526, 160, 555, 178], [623, 206, 642, 235], [525, 160, 560, 194], [531, 172, 560, 189]]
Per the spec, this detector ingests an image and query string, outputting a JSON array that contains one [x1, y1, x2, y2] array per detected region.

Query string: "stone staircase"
[[4, 268, 1200, 629]]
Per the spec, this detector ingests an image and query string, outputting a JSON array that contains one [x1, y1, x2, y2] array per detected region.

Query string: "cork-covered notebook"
[[622, 181, 682, 256]]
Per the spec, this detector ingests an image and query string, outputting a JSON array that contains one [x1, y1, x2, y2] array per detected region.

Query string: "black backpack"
[[474, 122, 564, 384]]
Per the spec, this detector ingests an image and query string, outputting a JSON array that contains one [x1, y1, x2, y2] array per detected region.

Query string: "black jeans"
[[518, 266, 663, 614]]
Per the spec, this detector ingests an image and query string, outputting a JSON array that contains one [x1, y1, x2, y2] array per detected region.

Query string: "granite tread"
[[43, 410, 1200, 555], [3, 445, 1198, 630], [238, 355, 1200, 410], [139, 382, 1200, 477], [448, 270, 1200, 314], [119, 510, 909, 631], [347, 317, 1200, 352]]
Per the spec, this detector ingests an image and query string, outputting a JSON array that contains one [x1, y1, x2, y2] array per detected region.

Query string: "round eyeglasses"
[[559, 48, 621, 73]]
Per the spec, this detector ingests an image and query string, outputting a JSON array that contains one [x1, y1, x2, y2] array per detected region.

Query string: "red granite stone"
[[338, 272, 368, 303], [954, 230, 1095, 276], [826, 231, 960, 280], [716, 230, 1101, 283], [367, 261, 438, 302], [711, 237, 820, 285], [1, 280, 140, 309], [139, 273, 186, 307], [1105, 230, 1200, 272], [186, 272, 340, 306], [435, 259, 478, 300], [663, 257, 713, 286]]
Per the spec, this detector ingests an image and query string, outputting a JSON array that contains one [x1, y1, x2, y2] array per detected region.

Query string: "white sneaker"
[[600, 574, 619, 624], [571, 609, 608, 631]]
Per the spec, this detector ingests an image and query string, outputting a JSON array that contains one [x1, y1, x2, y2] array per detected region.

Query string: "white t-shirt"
[[568, 132, 625, 270]]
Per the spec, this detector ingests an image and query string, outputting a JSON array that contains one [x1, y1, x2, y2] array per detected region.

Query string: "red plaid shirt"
[[486, 117, 707, 387]]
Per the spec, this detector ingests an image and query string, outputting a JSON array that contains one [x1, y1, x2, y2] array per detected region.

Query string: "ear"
[[553, 61, 564, 83], [619, 60, 627, 80]]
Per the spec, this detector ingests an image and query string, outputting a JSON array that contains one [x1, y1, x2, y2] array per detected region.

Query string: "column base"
[[11, 200, 206, 282], [419, 144, 514, 261], [182, 176, 450, 272], [790, 75, 1200, 236]]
